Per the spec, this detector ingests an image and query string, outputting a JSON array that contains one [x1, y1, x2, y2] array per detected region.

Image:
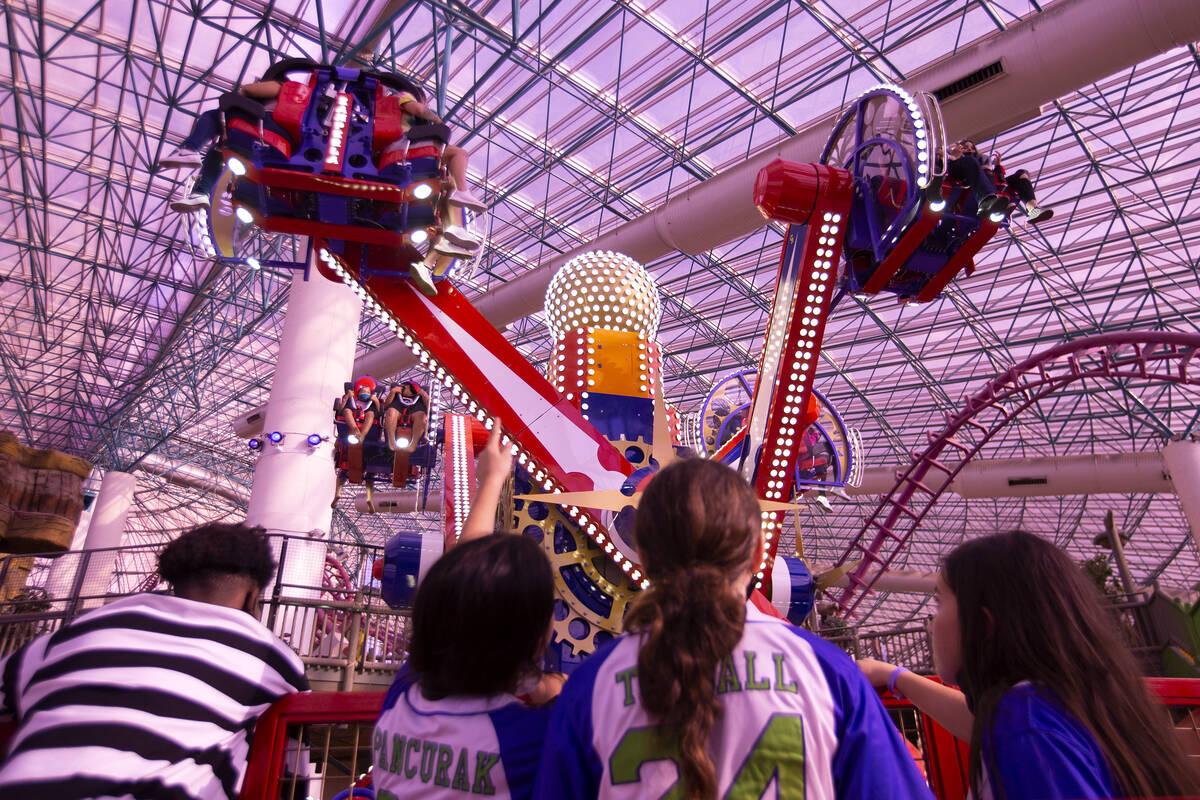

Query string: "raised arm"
[[460, 422, 512, 543], [857, 657, 974, 741], [239, 80, 283, 100], [401, 98, 443, 124]]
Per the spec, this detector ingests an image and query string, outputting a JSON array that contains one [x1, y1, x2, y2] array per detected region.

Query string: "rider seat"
[[220, 91, 295, 160]]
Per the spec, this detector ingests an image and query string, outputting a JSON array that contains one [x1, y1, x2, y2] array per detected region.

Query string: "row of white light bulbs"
[[449, 414, 473, 543], [545, 306, 660, 340], [761, 213, 839, 503], [318, 247, 651, 588], [751, 209, 843, 587], [861, 84, 932, 189]]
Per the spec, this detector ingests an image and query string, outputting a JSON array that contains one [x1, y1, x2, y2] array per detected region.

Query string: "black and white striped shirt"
[[0, 592, 309, 799]]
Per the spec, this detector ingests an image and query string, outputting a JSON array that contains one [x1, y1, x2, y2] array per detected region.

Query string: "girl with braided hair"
[[535, 458, 931, 800]]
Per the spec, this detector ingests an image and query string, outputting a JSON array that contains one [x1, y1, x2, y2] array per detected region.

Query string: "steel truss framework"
[[1, 0, 1198, 626]]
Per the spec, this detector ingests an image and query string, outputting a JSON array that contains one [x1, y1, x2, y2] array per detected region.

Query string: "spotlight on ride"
[[306, 434, 322, 446], [245, 257, 261, 270], [409, 228, 429, 245], [235, 205, 255, 225], [346, 434, 361, 446], [396, 437, 410, 448], [227, 157, 247, 177], [247, 438, 263, 451], [267, 430, 284, 444], [412, 183, 433, 200], [924, 177, 946, 212]]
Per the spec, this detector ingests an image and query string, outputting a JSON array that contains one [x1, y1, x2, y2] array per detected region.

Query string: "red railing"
[[238, 678, 1200, 800], [0, 678, 1194, 798], [240, 691, 384, 800]]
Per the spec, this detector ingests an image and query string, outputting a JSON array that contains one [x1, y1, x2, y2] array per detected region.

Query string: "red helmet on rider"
[[354, 376, 378, 401]]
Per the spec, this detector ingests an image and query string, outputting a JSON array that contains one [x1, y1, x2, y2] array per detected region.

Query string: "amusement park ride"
[[194, 64, 1025, 668]]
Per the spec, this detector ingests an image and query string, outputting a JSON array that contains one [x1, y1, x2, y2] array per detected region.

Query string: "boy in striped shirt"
[[0, 522, 309, 799]]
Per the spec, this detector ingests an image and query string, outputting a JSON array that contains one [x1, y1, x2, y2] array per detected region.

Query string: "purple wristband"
[[887, 666, 909, 699]]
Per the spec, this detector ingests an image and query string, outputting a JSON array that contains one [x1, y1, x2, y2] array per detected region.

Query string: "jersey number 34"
[[610, 712, 805, 799]]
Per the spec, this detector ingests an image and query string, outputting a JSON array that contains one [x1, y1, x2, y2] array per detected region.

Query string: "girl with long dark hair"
[[859, 529, 1200, 799], [372, 422, 561, 800], [536, 458, 932, 800]]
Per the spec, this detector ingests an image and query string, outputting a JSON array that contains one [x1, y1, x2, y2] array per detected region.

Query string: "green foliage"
[[1078, 554, 1121, 602], [2, 586, 51, 614]]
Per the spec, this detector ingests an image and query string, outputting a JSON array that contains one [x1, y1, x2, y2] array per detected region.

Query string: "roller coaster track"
[[833, 331, 1200, 617]]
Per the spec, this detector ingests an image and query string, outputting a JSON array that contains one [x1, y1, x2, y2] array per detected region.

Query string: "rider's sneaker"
[[434, 239, 475, 260], [160, 148, 203, 169], [169, 192, 210, 213], [1024, 202, 1053, 224], [442, 225, 481, 250], [447, 188, 487, 212], [983, 194, 1015, 222], [409, 261, 438, 297]]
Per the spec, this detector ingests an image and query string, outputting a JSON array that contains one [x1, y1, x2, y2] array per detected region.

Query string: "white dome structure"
[[544, 251, 661, 341]]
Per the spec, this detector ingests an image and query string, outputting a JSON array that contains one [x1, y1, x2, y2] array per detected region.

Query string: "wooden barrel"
[[0, 432, 93, 554]]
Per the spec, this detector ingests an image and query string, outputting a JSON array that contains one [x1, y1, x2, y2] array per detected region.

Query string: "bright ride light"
[[928, 199, 946, 212], [346, 434, 361, 446], [324, 93, 352, 169], [988, 210, 1006, 223], [306, 434, 322, 446], [235, 206, 254, 224], [396, 437, 410, 448], [412, 183, 433, 200], [267, 430, 284, 444], [245, 257, 261, 270], [409, 229, 428, 245], [247, 438, 263, 451], [227, 157, 247, 176]]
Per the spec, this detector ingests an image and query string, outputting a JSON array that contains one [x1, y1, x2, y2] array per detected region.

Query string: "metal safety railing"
[[0, 536, 413, 682], [820, 623, 935, 674]]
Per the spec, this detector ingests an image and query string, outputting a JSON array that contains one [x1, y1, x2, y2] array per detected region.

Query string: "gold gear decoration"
[[509, 436, 650, 657]]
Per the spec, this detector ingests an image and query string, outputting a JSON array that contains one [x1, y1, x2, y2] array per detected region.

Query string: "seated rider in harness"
[[338, 376, 381, 444], [331, 376, 383, 510], [946, 138, 1053, 224], [382, 380, 429, 454]]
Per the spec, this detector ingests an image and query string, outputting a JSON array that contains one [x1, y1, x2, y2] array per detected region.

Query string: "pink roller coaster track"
[[834, 331, 1200, 616]]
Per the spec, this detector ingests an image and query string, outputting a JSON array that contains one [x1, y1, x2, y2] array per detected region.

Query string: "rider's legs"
[[383, 406, 400, 451]]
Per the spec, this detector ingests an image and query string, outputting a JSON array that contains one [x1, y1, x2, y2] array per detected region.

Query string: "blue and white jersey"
[[535, 600, 932, 800], [373, 667, 551, 800], [977, 682, 1116, 800]]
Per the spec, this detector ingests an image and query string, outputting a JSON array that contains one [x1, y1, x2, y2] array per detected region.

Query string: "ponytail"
[[626, 458, 762, 800]]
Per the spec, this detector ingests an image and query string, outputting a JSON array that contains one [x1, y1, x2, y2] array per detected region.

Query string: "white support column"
[[45, 490, 96, 608], [245, 262, 361, 654], [75, 471, 137, 610], [1163, 439, 1200, 553]]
